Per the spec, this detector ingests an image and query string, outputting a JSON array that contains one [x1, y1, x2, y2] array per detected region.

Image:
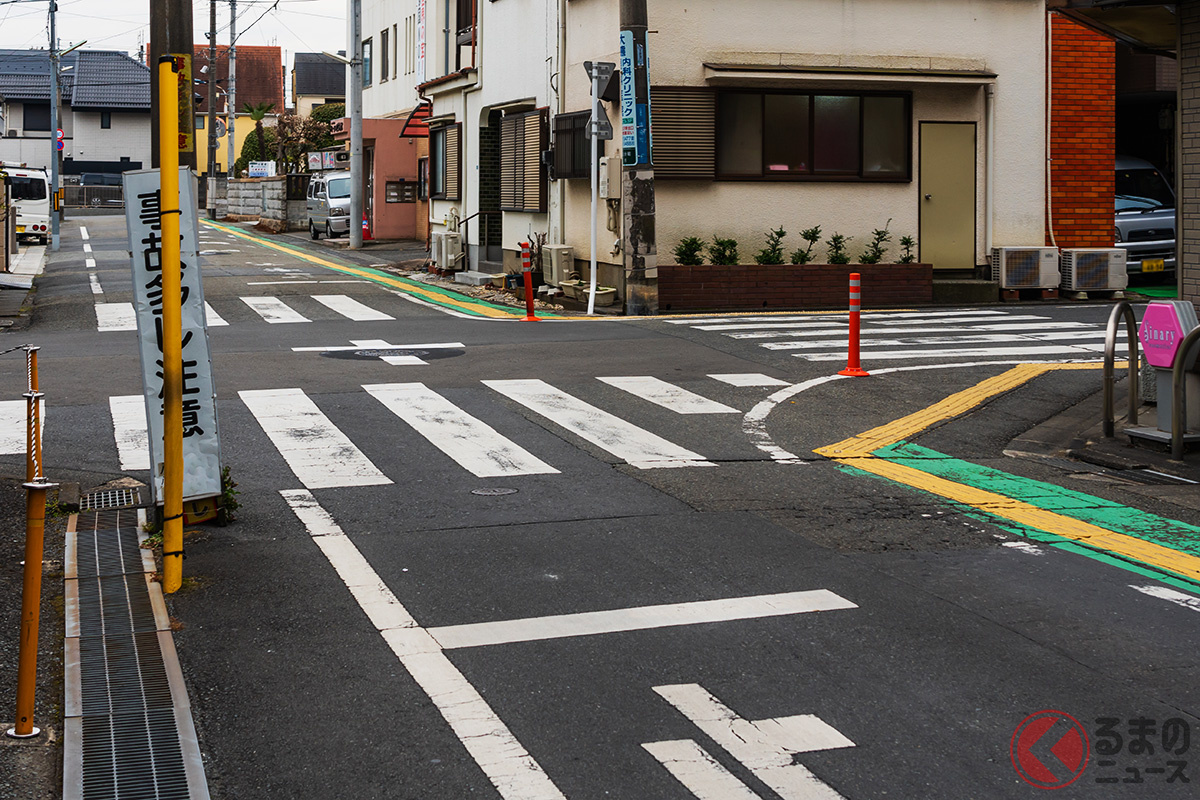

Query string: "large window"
[[552, 111, 593, 180], [716, 91, 910, 180], [500, 109, 548, 212], [23, 103, 50, 132], [430, 124, 461, 200], [362, 38, 373, 87]]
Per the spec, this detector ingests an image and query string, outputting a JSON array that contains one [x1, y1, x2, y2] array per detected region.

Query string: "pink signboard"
[[1139, 301, 1199, 368]]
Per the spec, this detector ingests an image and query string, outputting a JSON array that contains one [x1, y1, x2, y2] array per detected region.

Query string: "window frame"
[[430, 124, 461, 201], [362, 38, 373, 87], [714, 89, 912, 183], [500, 108, 549, 213], [551, 110, 595, 181], [101, 111, 112, 129], [380, 29, 389, 82], [23, 103, 51, 132]]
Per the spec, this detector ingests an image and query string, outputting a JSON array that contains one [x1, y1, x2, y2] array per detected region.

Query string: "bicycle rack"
[[1102, 301, 1140, 437]]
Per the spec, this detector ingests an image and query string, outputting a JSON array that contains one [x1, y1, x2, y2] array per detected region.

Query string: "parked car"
[[1115, 156, 1175, 279], [79, 172, 123, 186], [307, 171, 352, 239]]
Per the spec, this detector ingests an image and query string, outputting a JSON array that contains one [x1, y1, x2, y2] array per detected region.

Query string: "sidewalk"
[[0, 244, 45, 322]]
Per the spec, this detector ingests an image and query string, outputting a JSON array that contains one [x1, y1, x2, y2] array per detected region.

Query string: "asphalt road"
[[5, 214, 1199, 799]]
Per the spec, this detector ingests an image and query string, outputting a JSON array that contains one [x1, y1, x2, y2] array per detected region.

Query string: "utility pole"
[[48, 1, 59, 252], [226, 0, 237, 178], [149, 0, 196, 169], [206, 0, 217, 218], [349, 0, 363, 249], [618, 0, 657, 315]]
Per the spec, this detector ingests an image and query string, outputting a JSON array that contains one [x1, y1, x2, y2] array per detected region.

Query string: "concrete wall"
[[225, 176, 305, 231], [69, 111, 151, 166]]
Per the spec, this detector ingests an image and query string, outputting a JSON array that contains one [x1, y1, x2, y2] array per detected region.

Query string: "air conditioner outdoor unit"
[[1059, 248, 1128, 291], [5, 130, 16, 138], [989, 247, 1060, 289], [431, 231, 462, 270], [543, 245, 574, 286]]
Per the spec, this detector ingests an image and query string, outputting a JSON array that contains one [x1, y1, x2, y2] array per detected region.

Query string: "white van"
[[306, 171, 352, 239], [2, 166, 51, 245]]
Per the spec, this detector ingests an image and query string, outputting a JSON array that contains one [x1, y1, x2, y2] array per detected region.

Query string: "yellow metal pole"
[[159, 57, 184, 595], [9, 346, 54, 739]]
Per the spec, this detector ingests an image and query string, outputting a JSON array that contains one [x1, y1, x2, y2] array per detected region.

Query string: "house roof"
[[71, 51, 151, 110], [293, 52, 346, 98], [192, 44, 284, 114], [0, 48, 148, 110]]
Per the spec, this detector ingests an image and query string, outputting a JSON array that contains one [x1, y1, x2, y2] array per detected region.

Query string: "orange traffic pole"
[[838, 272, 870, 377], [9, 345, 55, 739], [521, 241, 541, 322]]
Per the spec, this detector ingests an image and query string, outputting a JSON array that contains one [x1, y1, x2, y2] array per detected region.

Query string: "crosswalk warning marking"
[[484, 379, 716, 469], [364, 383, 559, 477], [642, 740, 763, 799], [598, 376, 740, 414], [204, 302, 229, 327], [239, 388, 391, 489], [240, 296, 310, 324]]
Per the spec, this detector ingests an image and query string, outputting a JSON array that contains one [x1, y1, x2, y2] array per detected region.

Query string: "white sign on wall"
[[122, 168, 222, 503], [248, 160, 276, 177], [417, 0, 426, 85]]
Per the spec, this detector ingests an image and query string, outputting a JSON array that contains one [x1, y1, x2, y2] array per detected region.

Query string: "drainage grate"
[[81, 488, 141, 511], [79, 631, 174, 716], [81, 709, 190, 799], [471, 487, 519, 496], [75, 515, 145, 578]]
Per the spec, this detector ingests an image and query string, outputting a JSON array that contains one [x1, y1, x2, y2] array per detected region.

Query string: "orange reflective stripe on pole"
[[838, 272, 869, 378], [521, 241, 540, 322]]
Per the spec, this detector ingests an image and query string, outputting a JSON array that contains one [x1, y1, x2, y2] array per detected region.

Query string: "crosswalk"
[[666, 309, 1109, 365], [84, 374, 792, 486], [93, 293, 395, 332]]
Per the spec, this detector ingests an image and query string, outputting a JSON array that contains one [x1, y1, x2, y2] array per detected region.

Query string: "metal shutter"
[[651, 88, 715, 179], [501, 110, 547, 212], [445, 124, 461, 200]]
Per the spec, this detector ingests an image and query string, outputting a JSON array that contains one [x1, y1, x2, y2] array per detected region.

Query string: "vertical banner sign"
[[122, 168, 222, 503], [619, 29, 652, 167], [416, 0, 426, 85], [171, 54, 195, 154]]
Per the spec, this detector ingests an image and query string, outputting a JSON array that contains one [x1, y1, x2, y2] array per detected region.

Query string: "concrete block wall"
[[1048, 14, 1115, 249], [225, 176, 303, 230], [1182, 1, 1200, 304]]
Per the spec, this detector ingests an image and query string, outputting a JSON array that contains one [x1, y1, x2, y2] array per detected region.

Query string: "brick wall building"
[[1048, 14, 1116, 249]]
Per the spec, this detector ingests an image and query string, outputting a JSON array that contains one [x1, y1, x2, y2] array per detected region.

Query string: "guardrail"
[[1102, 301, 1139, 437], [62, 185, 124, 209]]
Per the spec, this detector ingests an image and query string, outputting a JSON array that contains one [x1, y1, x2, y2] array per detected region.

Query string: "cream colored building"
[[408, 0, 1049, 292]]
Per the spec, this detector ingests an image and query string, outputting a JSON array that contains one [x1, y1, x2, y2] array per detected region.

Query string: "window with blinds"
[[431, 124, 461, 200], [500, 109, 548, 212], [552, 111, 592, 180], [651, 88, 716, 180]]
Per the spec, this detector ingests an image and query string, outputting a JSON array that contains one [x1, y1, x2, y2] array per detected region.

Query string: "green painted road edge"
[[202, 219, 564, 319], [839, 445, 1200, 595]]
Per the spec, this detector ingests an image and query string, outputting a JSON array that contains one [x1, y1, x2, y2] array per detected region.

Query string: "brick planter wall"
[[659, 263, 933, 312]]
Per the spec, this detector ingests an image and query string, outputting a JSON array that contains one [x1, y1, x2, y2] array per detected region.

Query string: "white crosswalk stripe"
[[484, 379, 715, 469], [241, 296, 310, 323], [109, 395, 150, 471], [364, 383, 559, 477], [239, 388, 392, 489], [96, 302, 138, 332], [598, 376, 739, 414], [669, 309, 1107, 365], [311, 295, 394, 320], [205, 302, 229, 327], [0, 399, 43, 455]]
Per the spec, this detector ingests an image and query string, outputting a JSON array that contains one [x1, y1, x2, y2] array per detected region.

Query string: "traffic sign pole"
[[583, 61, 614, 316]]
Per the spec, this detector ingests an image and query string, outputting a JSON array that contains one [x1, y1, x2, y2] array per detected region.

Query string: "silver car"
[[1115, 156, 1175, 279], [307, 171, 352, 239]]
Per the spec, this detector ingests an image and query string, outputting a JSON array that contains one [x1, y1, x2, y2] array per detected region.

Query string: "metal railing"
[[62, 185, 124, 208], [1171, 327, 1200, 460], [1102, 301, 1139, 437]]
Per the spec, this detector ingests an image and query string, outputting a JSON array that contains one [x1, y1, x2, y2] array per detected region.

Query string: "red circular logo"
[[1011, 710, 1090, 789]]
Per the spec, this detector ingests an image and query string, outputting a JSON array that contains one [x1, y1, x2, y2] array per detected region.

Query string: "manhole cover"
[[323, 348, 464, 361], [471, 488, 519, 497]]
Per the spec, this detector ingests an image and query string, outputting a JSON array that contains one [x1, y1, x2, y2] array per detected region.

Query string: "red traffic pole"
[[521, 241, 541, 322], [838, 272, 869, 377]]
